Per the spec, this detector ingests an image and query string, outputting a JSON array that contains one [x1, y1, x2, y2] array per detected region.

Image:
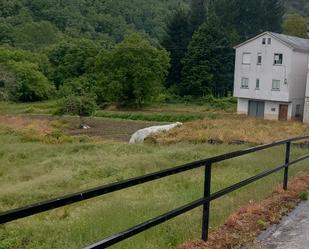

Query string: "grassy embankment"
[[0, 125, 309, 249]]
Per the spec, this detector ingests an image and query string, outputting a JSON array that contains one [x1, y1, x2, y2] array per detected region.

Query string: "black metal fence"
[[1, 135, 309, 249]]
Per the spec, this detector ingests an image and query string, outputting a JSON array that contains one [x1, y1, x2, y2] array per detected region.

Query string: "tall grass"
[[0, 130, 308, 249]]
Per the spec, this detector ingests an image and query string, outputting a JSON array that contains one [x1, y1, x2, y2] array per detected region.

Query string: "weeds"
[[152, 115, 309, 144]]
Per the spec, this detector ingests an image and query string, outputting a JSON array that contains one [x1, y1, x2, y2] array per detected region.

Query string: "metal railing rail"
[[1, 135, 309, 249]]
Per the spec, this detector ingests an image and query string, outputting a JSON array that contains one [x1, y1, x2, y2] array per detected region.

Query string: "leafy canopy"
[[96, 33, 170, 107], [282, 14, 309, 38]]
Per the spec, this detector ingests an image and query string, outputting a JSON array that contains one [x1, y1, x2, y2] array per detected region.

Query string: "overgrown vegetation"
[[151, 114, 309, 144], [0, 126, 308, 249], [181, 174, 309, 249]]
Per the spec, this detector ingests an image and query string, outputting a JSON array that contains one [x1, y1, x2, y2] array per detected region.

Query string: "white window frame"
[[241, 77, 249, 89], [272, 79, 280, 91], [242, 53, 251, 65], [256, 78, 260, 89], [262, 38, 266, 45], [274, 53, 283, 65], [268, 38, 271, 45], [257, 53, 262, 65]]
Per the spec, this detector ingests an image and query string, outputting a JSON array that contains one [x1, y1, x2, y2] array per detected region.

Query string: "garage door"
[[248, 101, 265, 118]]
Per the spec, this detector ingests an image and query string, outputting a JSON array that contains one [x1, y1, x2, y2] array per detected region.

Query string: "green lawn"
[[0, 129, 308, 249]]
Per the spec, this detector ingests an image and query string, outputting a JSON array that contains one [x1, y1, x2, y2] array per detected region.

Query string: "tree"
[[212, 0, 285, 40], [12, 21, 60, 50], [5, 61, 54, 102], [282, 14, 309, 38], [181, 17, 234, 97], [49, 39, 100, 89], [189, 0, 206, 33], [58, 95, 97, 128], [59, 75, 97, 98], [162, 6, 190, 87], [0, 45, 53, 102], [96, 33, 170, 107], [0, 64, 16, 101]]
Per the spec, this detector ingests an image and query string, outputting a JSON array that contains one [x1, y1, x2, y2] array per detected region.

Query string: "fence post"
[[201, 162, 212, 242], [283, 141, 291, 190]]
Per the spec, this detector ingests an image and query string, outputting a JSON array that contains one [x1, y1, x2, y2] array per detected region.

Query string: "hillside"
[[0, 0, 188, 48], [286, 0, 309, 17], [0, 0, 307, 51]]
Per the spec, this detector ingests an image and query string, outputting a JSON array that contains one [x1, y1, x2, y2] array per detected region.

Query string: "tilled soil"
[[0, 114, 162, 142], [65, 117, 162, 142]]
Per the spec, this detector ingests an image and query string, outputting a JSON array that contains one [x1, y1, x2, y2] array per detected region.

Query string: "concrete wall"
[[234, 33, 293, 102], [303, 98, 309, 123], [304, 60, 309, 123], [237, 98, 293, 120], [290, 52, 308, 100], [237, 98, 248, 114]]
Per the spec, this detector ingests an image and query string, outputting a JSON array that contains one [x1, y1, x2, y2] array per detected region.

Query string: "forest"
[[0, 0, 308, 112]]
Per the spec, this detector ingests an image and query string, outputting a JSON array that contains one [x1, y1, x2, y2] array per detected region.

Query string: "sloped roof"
[[270, 32, 309, 52], [234, 31, 309, 53]]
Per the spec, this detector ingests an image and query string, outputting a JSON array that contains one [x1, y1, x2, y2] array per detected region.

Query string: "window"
[[242, 53, 251, 64], [262, 38, 266, 45], [257, 53, 262, 64], [241, 77, 249, 88], [296, 104, 301, 117], [272, 79, 280, 90], [268, 38, 271, 44], [256, 79, 260, 89], [274, 53, 283, 65]]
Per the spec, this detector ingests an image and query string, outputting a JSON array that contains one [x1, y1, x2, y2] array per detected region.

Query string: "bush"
[[59, 95, 97, 116], [56, 95, 97, 126]]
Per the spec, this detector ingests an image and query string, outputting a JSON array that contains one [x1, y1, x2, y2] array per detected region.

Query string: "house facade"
[[233, 31, 309, 122]]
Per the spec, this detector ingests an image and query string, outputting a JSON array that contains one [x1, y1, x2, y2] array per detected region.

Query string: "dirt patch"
[[65, 117, 162, 141], [179, 174, 309, 249], [0, 115, 162, 142]]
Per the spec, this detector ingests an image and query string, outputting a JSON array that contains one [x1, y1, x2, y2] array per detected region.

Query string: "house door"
[[279, 104, 288, 121], [248, 101, 265, 118]]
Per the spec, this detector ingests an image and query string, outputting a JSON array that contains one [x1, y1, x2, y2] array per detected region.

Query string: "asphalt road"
[[252, 195, 309, 249]]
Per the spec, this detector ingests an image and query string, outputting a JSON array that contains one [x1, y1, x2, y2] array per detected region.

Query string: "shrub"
[[56, 95, 97, 127]]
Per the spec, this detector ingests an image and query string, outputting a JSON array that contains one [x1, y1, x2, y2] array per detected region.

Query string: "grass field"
[[0, 126, 308, 249], [0, 101, 309, 249]]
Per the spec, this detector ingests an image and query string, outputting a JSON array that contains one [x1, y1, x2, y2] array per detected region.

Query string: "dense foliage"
[[96, 34, 170, 107], [0, 0, 307, 107], [282, 14, 309, 38], [181, 17, 234, 97]]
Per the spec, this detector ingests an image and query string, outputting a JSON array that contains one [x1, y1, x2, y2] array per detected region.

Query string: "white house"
[[233, 31, 309, 122]]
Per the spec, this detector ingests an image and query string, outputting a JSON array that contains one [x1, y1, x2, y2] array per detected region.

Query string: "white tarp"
[[129, 122, 183, 144]]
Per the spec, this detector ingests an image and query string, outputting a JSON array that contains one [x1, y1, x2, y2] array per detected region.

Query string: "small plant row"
[[95, 111, 205, 123]]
